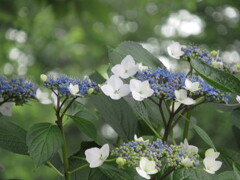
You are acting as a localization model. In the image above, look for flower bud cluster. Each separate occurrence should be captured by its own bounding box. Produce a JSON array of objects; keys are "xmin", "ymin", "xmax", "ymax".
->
[
  {"xmin": 182, "ymin": 46, "xmax": 237, "ymax": 74},
  {"xmin": 0, "ymin": 76, "xmax": 36, "ymax": 105},
  {"xmin": 111, "ymin": 139, "xmax": 199, "ymax": 170},
  {"xmin": 43, "ymin": 75, "xmax": 99, "ymax": 97},
  {"xmin": 136, "ymin": 68, "xmax": 229, "ymax": 103}
]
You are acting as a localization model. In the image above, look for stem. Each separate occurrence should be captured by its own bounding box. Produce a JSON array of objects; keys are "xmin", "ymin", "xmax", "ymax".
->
[
  {"xmin": 141, "ymin": 118, "xmax": 162, "ymax": 139},
  {"xmin": 61, "ymin": 130, "xmax": 70, "ymax": 180},
  {"xmin": 159, "ymin": 167, "xmax": 175, "ymax": 180},
  {"xmin": 47, "ymin": 161, "xmax": 64, "ymax": 177},
  {"xmin": 183, "ymin": 112, "xmax": 191, "ymax": 140},
  {"xmin": 68, "ymin": 164, "xmax": 88, "ymax": 174},
  {"xmin": 60, "ymin": 97, "xmax": 77, "ymax": 119}
]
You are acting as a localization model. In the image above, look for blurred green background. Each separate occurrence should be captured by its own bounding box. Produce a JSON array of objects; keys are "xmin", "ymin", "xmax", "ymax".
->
[{"xmin": 0, "ymin": 0, "xmax": 240, "ymax": 179}]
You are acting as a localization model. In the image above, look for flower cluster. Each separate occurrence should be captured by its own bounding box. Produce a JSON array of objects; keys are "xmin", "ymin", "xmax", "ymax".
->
[
  {"xmin": 111, "ymin": 139, "xmax": 200, "ymax": 171},
  {"xmin": 0, "ymin": 76, "xmax": 36, "ymax": 106},
  {"xmin": 43, "ymin": 75, "xmax": 99, "ymax": 97},
  {"xmin": 136, "ymin": 68, "xmax": 229, "ymax": 103},
  {"xmin": 181, "ymin": 46, "xmax": 237, "ymax": 74}
]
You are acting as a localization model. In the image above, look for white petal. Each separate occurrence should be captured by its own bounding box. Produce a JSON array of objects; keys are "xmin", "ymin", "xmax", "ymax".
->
[
  {"xmin": 209, "ymin": 161, "xmax": 222, "ymax": 172},
  {"xmin": 0, "ymin": 102, "xmax": 13, "ymax": 116},
  {"xmin": 110, "ymin": 93, "xmax": 122, "ymax": 100},
  {"xmin": 85, "ymin": 147, "xmax": 101, "ymax": 164},
  {"xmin": 188, "ymin": 145, "xmax": 199, "ymax": 154},
  {"xmin": 167, "ymin": 42, "xmax": 184, "ymax": 59},
  {"xmin": 236, "ymin": 95, "xmax": 240, "ymax": 103},
  {"xmin": 175, "ymin": 89, "xmax": 188, "ymax": 100},
  {"xmin": 108, "ymin": 75, "xmax": 124, "ymax": 90},
  {"xmin": 132, "ymin": 92, "xmax": 144, "ymax": 101},
  {"xmin": 130, "ymin": 79, "xmax": 141, "ymax": 92},
  {"xmin": 177, "ymin": 97, "xmax": 195, "ymax": 105},
  {"xmin": 136, "ymin": 167, "xmax": 150, "ymax": 179},
  {"xmin": 205, "ymin": 148, "xmax": 220, "ymax": 159},
  {"xmin": 139, "ymin": 157, "xmax": 149, "ymax": 170},
  {"xmin": 121, "ymin": 55, "xmax": 135, "ymax": 67},
  {"xmin": 111, "ymin": 64, "xmax": 125, "ymax": 78},
  {"xmin": 101, "ymin": 84, "xmax": 114, "ymax": 96},
  {"xmin": 89, "ymin": 160, "xmax": 104, "ymax": 168},
  {"xmin": 204, "ymin": 168, "xmax": 215, "ymax": 174},
  {"xmin": 100, "ymin": 144, "xmax": 110, "ymax": 161},
  {"xmin": 203, "ymin": 156, "xmax": 215, "ymax": 169},
  {"xmin": 119, "ymin": 84, "xmax": 130, "ymax": 97},
  {"xmin": 146, "ymin": 161, "xmax": 157, "ymax": 174}
]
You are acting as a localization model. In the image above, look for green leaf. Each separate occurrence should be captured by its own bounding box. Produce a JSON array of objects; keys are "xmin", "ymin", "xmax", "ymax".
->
[
  {"xmin": 70, "ymin": 115, "xmax": 98, "ymax": 142},
  {"xmin": 90, "ymin": 94, "xmax": 138, "ymax": 140},
  {"xmin": 190, "ymin": 59, "xmax": 240, "ymax": 93},
  {"xmin": 231, "ymin": 108, "xmax": 240, "ymax": 129},
  {"xmin": 0, "ymin": 117, "xmax": 28, "ymax": 155},
  {"xmin": 193, "ymin": 124, "xmax": 216, "ymax": 150},
  {"xmin": 218, "ymin": 148, "xmax": 240, "ymax": 169},
  {"xmin": 165, "ymin": 169, "xmax": 215, "ymax": 180},
  {"xmin": 26, "ymin": 123, "xmax": 63, "ymax": 167},
  {"xmin": 216, "ymin": 171, "xmax": 236, "ymax": 180},
  {"xmin": 233, "ymin": 163, "xmax": 240, "ymax": 179},
  {"xmin": 108, "ymin": 41, "xmax": 163, "ymax": 68}
]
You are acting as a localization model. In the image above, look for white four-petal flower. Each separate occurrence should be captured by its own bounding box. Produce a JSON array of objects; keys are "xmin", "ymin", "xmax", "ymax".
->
[
  {"xmin": 167, "ymin": 42, "xmax": 184, "ymax": 59},
  {"xmin": 134, "ymin": 135, "xmax": 149, "ymax": 143},
  {"xmin": 175, "ymin": 89, "xmax": 195, "ymax": 105},
  {"xmin": 0, "ymin": 99, "xmax": 13, "ymax": 117},
  {"xmin": 130, "ymin": 79, "xmax": 154, "ymax": 101},
  {"xmin": 136, "ymin": 157, "xmax": 158, "ymax": 179},
  {"xmin": 180, "ymin": 139, "xmax": 199, "ymax": 154},
  {"xmin": 205, "ymin": 148, "xmax": 220, "ymax": 159},
  {"xmin": 67, "ymin": 83, "xmax": 80, "ymax": 96},
  {"xmin": 203, "ymin": 156, "xmax": 222, "ymax": 174},
  {"xmin": 36, "ymin": 88, "xmax": 52, "ymax": 104},
  {"xmin": 185, "ymin": 79, "xmax": 201, "ymax": 92},
  {"xmin": 111, "ymin": 55, "xmax": 139, "ymax": 79},
  {"xmin": 101, "ymin": 75, "xmax": 130, "ymax": 100},
  {"xmin": 85, "ymin": 144, "xmax": 110, "ymax": 168}
]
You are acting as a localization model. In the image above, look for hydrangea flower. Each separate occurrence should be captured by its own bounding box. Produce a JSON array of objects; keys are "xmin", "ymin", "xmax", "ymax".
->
[
  {"xmin": 101, "ymin": 75, "xmax": 130, "ymax": 100},
  {"xmin": 44, "ymin": 75, "xmax": 99, "ymax": 97},
  {"xmin": 130, "ymin": 79, "xmax": 153, "ymax": 101},
  {"xmin": 205, "ymin": 148, "xmax": 220, "ymax": 159},
  {"xmin": 67, "ymin": 83, "xmax": 80, "ymax": 96},
  {"xmin": 36, "ymin": 88, "xmax": 52, "ymax": 104},
  {"xmin": 180, "ymin": 139, "xmax": 199, "ymax": 154},
  {"xmin": 136, "ymin": 157, "xmax": 158, "ymax": 179},
  {"xmin": 167, "ymin": 42, "xmax": 185, "ymax": 59},
  {"xmin": 175, "ymin": 89, "xmax": 195, "ymax": 105},
  {"xmin": 0, "ymin": 76, "xmax": 36, "ymax": 105},
  {"xmin": 203, "ymin": 156, "xmax": 222, "ymax": 174},
  {"xmin": 85, "ymin": 144, "xmax": 110, "ymax": 168},
  {"xmin": 111, "ymin": 55, "xmax": 139, "ymax": 79},
  {"xmin": 184, "ymin": 79, "xmax": 201, "ymax": 92}
]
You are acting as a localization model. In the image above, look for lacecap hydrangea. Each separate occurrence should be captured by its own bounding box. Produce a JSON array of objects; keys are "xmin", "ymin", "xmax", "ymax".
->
[
  {"xmin": 136, "ymin": 68, "xmax": 229, "ymax": 103},
  {"xmin": 0, "ymin": 76, "xmax": 36, "ymax": 105},
  {"xmin": 43, "ymin": 75, "xmax": 99, "ymax": 97}
]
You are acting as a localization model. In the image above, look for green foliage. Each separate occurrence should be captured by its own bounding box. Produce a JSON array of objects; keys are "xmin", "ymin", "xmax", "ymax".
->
[
  {"xmin": 0, "ymin": 117, "xmax": 28, "ymax": 155},
  {"xmin": 193, "ymin": 124, "xmax": 216, "ymax": 150},
  {"xmin": 26, "ymin": 123, "xmax": 63, "ymax": 167},
  {"xmin": 190, "ymin": 59, "xmax": 240, "ymax": 94},
  {"xmin": 108, "ymin": 41, "xmax": 163, "ymax": 68}
]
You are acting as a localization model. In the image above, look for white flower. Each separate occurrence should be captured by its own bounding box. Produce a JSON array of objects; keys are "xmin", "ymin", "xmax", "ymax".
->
[
  {"xmin": 180, "ymin": 139, "xmax": 199, "ymax": 154},
  {"xmin": 203, "ymin": 156, "xmax": 222, "ymax": 174},
  {"xmin": 205, "ymin": 148, "xmax": 220, "ymax": 159},
  {"xmin": 101, "ymin": 75, "xmax": 130, "ymax": 100},
  {"xmin": 167, "ymin": 42, "xmax": 184, "ymax": 59},
  {"xmin": 111, "ymin": 55, "xmax": 139, "ymax": 79},
  {"xmin": 51, "ymin": 91, "xmax": 64, "ymax": 108},
  {"xmin": 85, "ymin": 144, "xmax": 109, "ymax": 168},
  {"xmin": 36, "ymin": 88, "xmax": 52, "ymax": 104},
  {"xmin": 130, "ymin": 79, "xmax": 154, "ymax": 101},
  {"xmin": 67, "ymin": 83, "xmax": 80, "ymax": 96},
  {"xmin": 0, "ymin": 102, "xmax": 13, "ymax": 116},
  {"xmin": 175, "ymin": 89, "xmax": 195, "ymax": 105},
  {"xmin": 185, "ymin": 79, "xmax": 201, "ymax": 92},
  {"xmin": 236, "ymin": 95, "xmax": 240, "ymax": 103},
  {"xmin": 136, "ymin": 157, "xmax": 158, "ymax": 179},
  {"xmin": 181, "ymin": 157, "xmax": 193, "ymax": 168},
  {"xmin": 138, "ymin": 63, "xmax": 148, "ymax": 71},
  {"xmin": 134, "ymin": 135, "xmax": 149, "ymax": 143}
]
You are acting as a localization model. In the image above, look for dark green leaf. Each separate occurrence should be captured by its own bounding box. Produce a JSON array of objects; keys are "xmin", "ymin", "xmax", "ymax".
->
[
  {"xmin": 108, "ymin": 41, "xmax": 163, "ymax": 68},
  {"xmin": 231, "ymin": 108, "xmax": 240, "ymax": 129},
  {"xmin": 218, "ymin": 148, "xmax": 240, "ymax": 169},
  {"xmin": 190, "ymin": 59, "xmax": 240, "ymax": 94},
  {"xmin": 26, "ymin": 123, "xmax": 63, "ymax": 167},
  {"xmin": 70, "ymin": 115, "xmax": 98, "ymax": 142},
  {"xmin": 90, "ymin": 94, "xmax": 138, "ymax": 140},
  {"xmin": 0, "ymin": 117, "xmax": 28, "ymax": 155},
  {"xmin": 216, "ymin": 171, "xmax": 237, "ymax": 180},
  {"xmin": 193, "ymin": 124, "xmax": 216, "ymax": 150},
  {"xmin": 233, "ymin": 163, "xmax": 240, "ymax": 179}
]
